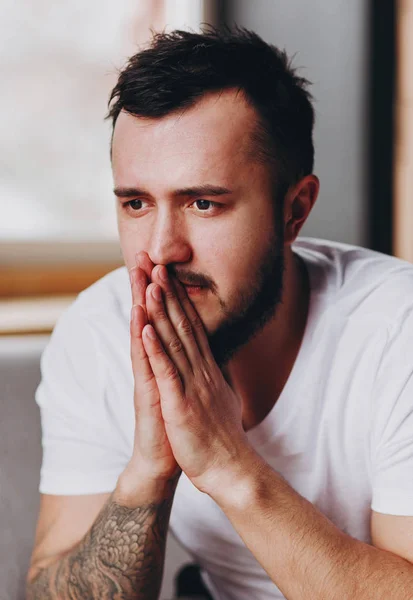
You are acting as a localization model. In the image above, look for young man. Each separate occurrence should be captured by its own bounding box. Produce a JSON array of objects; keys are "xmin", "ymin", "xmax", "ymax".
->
[{"xmin": 27, "ymin": 26, "xmax": 413, "ymax": 600}]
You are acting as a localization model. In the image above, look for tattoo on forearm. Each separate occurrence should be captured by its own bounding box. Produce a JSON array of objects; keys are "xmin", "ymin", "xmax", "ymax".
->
[{"xmin": 27, "ymin": 480, "xmax": 177, "ymax": 600}]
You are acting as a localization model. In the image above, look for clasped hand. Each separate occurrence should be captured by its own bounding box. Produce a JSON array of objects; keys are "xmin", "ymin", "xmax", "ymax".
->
[{"xmin": 128, "ymin": 251, "xmax": 252, "ymax": 495}]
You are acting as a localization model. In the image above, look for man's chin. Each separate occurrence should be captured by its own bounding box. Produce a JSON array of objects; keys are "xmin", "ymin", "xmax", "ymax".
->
[
  {"xmin": 195, "ymin": 314, "xmax": 237, "ymax": 366},
  {"xmin": 204, "ymin": 279, "xmax": 284, "ymax": 368},
  {"xmin": 207, "ymin": 316, "xmax": 265, "ymax": 369}
]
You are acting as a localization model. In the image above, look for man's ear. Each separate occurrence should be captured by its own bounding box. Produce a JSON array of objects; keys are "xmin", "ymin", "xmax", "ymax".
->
[{"xmin": 284, "ymin": 175, "xmax": 319, "ymax": 244}]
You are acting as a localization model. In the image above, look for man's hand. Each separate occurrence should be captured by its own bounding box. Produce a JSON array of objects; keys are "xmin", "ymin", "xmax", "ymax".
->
[
  {"xmin": 125, "ymin": 252, "xmax": 181, "ymax": 490},
  {"xmin": 139, "ymin": 254, "xmax": 254, "ymax": 495}
]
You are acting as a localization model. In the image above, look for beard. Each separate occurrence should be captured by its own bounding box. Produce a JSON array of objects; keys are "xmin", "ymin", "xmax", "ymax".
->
[
  {"xmin": 207, "ymin": 226, "xmax": 285, "ymax": 369},
  {"xmin": 170, "ymin": 190, "xmax": 286, "ymax": 370}
]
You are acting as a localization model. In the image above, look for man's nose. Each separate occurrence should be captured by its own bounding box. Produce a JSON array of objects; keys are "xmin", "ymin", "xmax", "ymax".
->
[{"xmin": 147, "ymin": 213, "xmax": 192, "ymax": 266}]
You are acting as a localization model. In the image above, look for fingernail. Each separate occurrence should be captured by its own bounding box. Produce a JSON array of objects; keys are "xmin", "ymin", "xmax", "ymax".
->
[
  {"xmin": 160, "ymin": 266, "xmax": 168, "ymax": 282},
  {"xmin": 152, "ymin": 285, "xmax": 162, "ymax": 301},
  {"xmin": 146, "ymin": 325, "xmax": 157, "ymax": 339}
]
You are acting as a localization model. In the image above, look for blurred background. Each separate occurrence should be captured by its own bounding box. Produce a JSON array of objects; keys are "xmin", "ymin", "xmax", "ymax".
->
[
  {"xmin": 1, "ymin": 2, "xmax": 412, "ymax": 598},
  {"xmin": 0, "ymin": 0, "xmax": 412, "ymax": 334}
]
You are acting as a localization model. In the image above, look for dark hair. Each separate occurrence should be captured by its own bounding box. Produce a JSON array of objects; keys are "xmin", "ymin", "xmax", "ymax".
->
[{"xmin": 107, "ymin": 24, "xmax": 315, "ymax": 205}]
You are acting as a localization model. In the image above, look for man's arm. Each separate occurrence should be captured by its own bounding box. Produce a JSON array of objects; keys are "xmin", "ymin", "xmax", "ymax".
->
[
  {"xmin": 209, "ymin": 447, "xmax": 413, "ymax": 600},
  {"xmin": 27, "ymin": 475, "xmax": 178, "ymax": 600}
]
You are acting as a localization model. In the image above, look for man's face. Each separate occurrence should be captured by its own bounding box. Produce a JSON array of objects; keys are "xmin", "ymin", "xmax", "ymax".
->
[{"xmin": 112, "ymin": 89, "xmax": 285, "ymax": 367}]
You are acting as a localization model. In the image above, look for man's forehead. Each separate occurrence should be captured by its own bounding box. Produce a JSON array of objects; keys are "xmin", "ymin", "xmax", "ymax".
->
[{"xmin": 111, "ymin": 90, "xmax": 257, "ymax": 164}]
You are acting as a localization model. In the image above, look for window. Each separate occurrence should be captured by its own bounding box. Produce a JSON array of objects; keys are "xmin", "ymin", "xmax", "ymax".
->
[
  {"xmin": 1, "ymin": 0, "xmax": 216, "ymax": 300},
  {"xmin": 0, "ymin": 0, "xmax": 217, "ymax": 332}
]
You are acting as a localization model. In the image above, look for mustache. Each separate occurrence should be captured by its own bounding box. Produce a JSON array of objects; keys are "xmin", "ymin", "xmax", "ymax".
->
[{"xmin": 168, "ymin": 267, "xmax": 214, "ymax": 290}]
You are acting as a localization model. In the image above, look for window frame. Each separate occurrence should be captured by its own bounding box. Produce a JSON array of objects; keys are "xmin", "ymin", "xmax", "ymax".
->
[{"xmin": 393, "ymin": 0, "xmax": 413, "ymax": 262}]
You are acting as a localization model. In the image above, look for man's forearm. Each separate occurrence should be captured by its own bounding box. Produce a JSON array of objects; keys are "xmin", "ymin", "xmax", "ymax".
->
[
  {"xmin": 27, "ymin": 476, "xmax": 178, "ymax": 600},
  {"xmin": 210, "ymin": 447, "xmax": 413, "ymax": 600}
]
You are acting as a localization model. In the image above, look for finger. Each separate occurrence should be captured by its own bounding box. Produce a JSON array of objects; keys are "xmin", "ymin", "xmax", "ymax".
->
[
  {"xmin": 151, "ymin": 265, "xmax": 205, "ymax": 365},
  {"xmin": 136, "ymin": 251, "xmax": 155, "ymax": 280},
  {"xmin": 170, "ymin": 275, "xmax": 212, "ymax": 361},
  {"xmin": 130, "ymin": 263, "xmax": 149, "ymax": 316},
  {"xmin": 130, "ymin": 304, "xmax": 170, "ymax": 467},
  {"xmin": 130, "ymin": 303, "xmax": 159, "ymax": 403},
  {"xmin": 142, "ymin": 323, "xmax": 185, "ymax": 410},
  {"xmin": 146, "ymin": 282, "xmax": 194, "ymax": 380}
]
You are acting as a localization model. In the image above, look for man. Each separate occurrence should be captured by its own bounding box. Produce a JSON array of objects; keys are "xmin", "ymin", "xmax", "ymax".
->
[{"xmin": 27, "ymin": 26, "xmax": 413, "ymax": 600}]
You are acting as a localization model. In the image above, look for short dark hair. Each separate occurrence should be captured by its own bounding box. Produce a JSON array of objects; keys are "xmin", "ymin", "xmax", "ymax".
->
[{"xmin": 107, "ymin": 24, "xmax": 315, "ymax": 203}]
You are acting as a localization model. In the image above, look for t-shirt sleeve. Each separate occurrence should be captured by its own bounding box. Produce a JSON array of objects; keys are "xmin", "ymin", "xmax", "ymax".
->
[
  {"xmin": 371, "ymin": 308, "xmax": 413, "ymax": 516},
  {"xmin": 35, "ymin": 303, "xmax": 129, "ymax": 495}
]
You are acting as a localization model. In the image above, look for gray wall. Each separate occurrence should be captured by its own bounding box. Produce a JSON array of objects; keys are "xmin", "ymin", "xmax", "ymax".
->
[{"xmin": 226, "ymin": 0, "xmax": 369, "ymax": 246}]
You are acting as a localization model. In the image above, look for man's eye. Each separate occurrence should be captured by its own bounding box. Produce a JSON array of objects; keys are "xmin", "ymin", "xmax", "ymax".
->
[
  {"xmin": 193, "ymin": 200, "xmax": 220, "ymax": 212},
  {"xmin": 124, "ymin": 199, "xmax": 143, "ymax": 211}
]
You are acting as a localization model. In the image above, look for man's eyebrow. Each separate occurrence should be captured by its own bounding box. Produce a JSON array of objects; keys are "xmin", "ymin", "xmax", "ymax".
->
[{"xmin": 113, "ymin": 184, "xmax": 233, "ymax": 199}]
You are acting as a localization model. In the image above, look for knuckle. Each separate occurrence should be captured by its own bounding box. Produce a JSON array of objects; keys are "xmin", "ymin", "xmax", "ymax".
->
[
  {"xmin": 191, "ymin": 313, "xmax": 204, "ymax": 332},
  {"xmin": 168, "ymin": 336, "xmax": 184, "ymax": 353},
  {"xmin": 155, "ymin": 307, "xmax": 168, "ymax": 322},
  {"xmin": 164, "ymin": 364, "xmax": 180, "ymax": 381},
  {"xmin": 164, "ymin": 289, "xmax": 176, "ymax": 303},
  {"xmin": 153, "ymin": 343, "xmax": 165, "ymax": 357},
  {"xmin": 197, "ymin": 364, "xmax": 214, "ymax": 386},
  {"xmin": 139, "ymin": 374, "xmax": 157, "ymax": 394},
  {"xmin": 177, "ymin": 316, "xmax": 192, "ymax": 336},
  {"xmin": 136, "ymin": 270, "xmax": 146, "ymax": 289}
]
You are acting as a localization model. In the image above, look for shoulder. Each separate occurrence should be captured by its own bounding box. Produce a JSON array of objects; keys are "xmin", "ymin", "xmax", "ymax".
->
[
  {"xmin": 73, "ymin": 265, "xmax": 130, "ymax": 321},
  {"xmin": 294, "ymin": 237, "xmax": 413, "ymax": 328},
  {"xmin": 56, "ymin": 265, "xmax": 130, "ymax": 331},
  {"xmin": 45, "ymin": 265, "xmax": 131, "ymax": 362}
]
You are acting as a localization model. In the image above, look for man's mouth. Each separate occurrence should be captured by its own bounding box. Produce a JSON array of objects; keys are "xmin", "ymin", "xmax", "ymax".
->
[{"xmin": 178, "ymin": 280, "xmax": 207, "ymax": 295}]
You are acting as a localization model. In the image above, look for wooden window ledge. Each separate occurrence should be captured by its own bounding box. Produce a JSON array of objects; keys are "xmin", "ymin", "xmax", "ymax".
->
[{"xmin": 0, "ymin": 296, "xmax": 76, "ymax": 336}]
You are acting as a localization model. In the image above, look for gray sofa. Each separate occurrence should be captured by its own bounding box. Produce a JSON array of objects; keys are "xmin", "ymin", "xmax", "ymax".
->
[{"xmin": 0, "ymin": 334, "xmax": 191, "ymax": 600}]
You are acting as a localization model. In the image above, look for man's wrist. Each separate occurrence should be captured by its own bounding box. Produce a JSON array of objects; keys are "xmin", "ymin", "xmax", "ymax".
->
[
  {"xmin": 202, "ymin": 444, "xmax": 267, "ymax": 511},
  {"xmin": 115, "ymin": 464, "xmax": 181, "ymax": 508}
]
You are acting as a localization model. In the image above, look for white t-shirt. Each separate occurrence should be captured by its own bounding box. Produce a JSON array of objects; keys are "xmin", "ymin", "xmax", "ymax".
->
[{"xmin": 36, "ymin": 237, "xmax": 413, "ymax": 600}]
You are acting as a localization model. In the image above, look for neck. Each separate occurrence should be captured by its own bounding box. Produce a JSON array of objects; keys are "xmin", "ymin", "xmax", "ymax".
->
[{"xmin": 223, "ymin": 247, "xmax": 310, "ymax": 431}]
